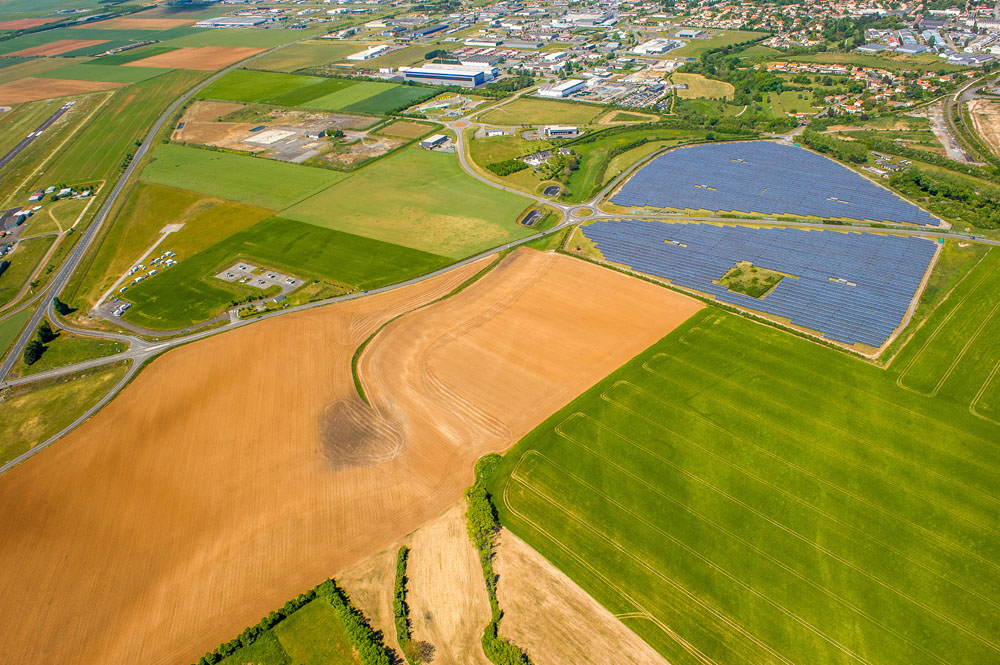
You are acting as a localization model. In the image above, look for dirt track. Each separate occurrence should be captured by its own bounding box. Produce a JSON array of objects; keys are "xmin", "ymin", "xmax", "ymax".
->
[{"xmin": 0, "ymin": 250, "xmax": 700, "ymax": 665}]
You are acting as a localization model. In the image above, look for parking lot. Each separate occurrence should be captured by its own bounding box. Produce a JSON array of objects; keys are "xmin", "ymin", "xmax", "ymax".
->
[{"xmin": 215, "ymin": 262, "xmax": 302, "ymax": 295}]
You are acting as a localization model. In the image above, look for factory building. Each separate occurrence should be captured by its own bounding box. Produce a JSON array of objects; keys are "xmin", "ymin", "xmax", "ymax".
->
[{"xmin": 398, "ymin": 64, "xmax": 498, "ymax": 87}]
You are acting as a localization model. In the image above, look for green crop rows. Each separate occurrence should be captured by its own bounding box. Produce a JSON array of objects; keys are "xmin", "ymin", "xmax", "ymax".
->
[{"xmin": 489, "ymin": 267, "xmax": 1000, "ymax": 665}]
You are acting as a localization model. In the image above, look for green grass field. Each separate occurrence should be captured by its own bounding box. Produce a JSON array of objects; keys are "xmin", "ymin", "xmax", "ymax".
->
[
  {"xmin": 489, "ymin": 289, "xmax": 1000, "ymax": 665},
  {"xmin": 27, "ymin": 69, "xmax": 206, "ymax": 188},
  {"xmin": 283, "ymin": 146, "xmax": 532, "ymax": 259},
  {"xmin": 37, "ymin": 62, "xmax": 168, "ymax": 83},
  {"xmin": 0, "ymin": 235, "xmax": 55, "ymax": 308},
  {"xmin": 161, "ymin": 27, "xmax": 322, "ymax": 49},
  {"xmin": 787, "ymin": 51, "xmax": 967, "ymax": 72},
  {"xmin": 140, "ymin": 144, "xmax": 346, "ymax": 210},
  {"xmin": 0, "ymin": 56, "xmax": 67, "ymax": 84},
  {"xmin": 478, "ymin": 97, "xmax": 606, "ymax": 126},
  {"xmin": 90, "ymin": 45, "xmax": 179, "ymax": 65},
  {"xmin": 12, "ymin": 325, "xmax": 124, "ymax": 377},
  {"xmin": 670, "ymin": 29, "xmax": 765, "ymax": 58},
  {"xmin": 121, "ymin": 216, "xmax": 451, "ymax": 330},
  {"xmin": 0, "ymin": 306, "xmax": 32, "ymax": 361},
  {"xmin": 0, "ymin": 361, "xmax": 128, "ymax": 466},
  {"xmin": 198, "ymin": 69, "xmax": 325, "ymax": 104},
  {"xmin": 251, "ymin": 42, "xmax": 362, "ymax": 73}
]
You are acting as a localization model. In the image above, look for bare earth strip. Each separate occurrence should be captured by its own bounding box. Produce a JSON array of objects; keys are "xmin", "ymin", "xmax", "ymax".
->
[
  {"xmin": 0, "ymin": 77, "xmax": 126, "ymax": 104},
  {"xmin": 968, "ymin": 99, "xmax": 1000, "ymax": 158},
  {"xmin": 495, "ymin": 529, "xmax": 670, "ymax": 665},
  {"xmin": 0, "ymin": 250, "xmax": 700, "ymax": 665},
  {"xmin": 125, "ymin": 46, "xmax": 264, "ymax": 71},
  {"xmin": 75, "ymin": 17, "xmax": 195, "ymax": 30},
  {"xmin": 0, "ymin": 18, "xmax": 61, "ymax": 30},
  {"xmin": 7, "ymin": 39, "xmax": 108, "ymax": 57}
]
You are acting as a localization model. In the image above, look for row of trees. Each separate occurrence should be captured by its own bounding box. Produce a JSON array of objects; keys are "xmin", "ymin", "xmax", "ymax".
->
[
  {"xmin": 23, "ymin": 321, "xmax": 56, "ymax": 366},
  {"xmin": 465, "ymin": 454, "xmax": 532, "ymax": 665},
  {"xmin": 393, "ymin": 545, "xmax": 432, "ymax": 663},
  {"xmin": 799, "ymin": 129, "xmax": 870, "ymax": 164}
]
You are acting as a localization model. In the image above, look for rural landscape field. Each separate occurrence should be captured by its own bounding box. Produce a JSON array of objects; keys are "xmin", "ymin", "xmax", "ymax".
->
[{"xmin": 1, "ymin": 1, "xmax": 999, "ymax": 665}]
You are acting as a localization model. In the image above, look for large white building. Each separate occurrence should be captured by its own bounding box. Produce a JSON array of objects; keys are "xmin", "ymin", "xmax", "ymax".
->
[
  {"xmin": 346, "ymin": 44, "xmax": 391, "ymax": 61},
  {"xmin": 195, "ymin": 16, "xmax": 267, "ymax": 28},
  {"xmin": 538, "ymin": 79, "xmax": 585, "ymax": 98},
  {"xmin": 399, "ymin": 63, "xmax": 498, "ymax": 87}
]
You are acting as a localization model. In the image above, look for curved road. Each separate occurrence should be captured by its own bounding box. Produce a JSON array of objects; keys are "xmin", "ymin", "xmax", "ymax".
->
[{"xmin": 2, "ymin": 65, "xmax": 998, "ymax": 475}]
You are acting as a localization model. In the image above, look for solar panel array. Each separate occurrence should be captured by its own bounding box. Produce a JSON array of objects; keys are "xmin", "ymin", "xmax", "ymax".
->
[
  {"xmin": 582, "ymin": 220, "xmax": 937, "ymax": 347},
  {"xmin": 612, "ymin": 141, "xmax": 940, "ymax": 227}
]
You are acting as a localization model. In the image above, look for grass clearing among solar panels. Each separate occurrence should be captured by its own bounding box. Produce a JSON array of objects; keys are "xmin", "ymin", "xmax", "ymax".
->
[{"xmin": 488, "ymin": 303, "xmax": 1000, "ymax": 665}]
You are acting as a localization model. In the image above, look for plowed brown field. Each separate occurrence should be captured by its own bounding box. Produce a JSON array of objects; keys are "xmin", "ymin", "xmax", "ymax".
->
[
  {"xmin": 0, "ymin": 77, "xmax": 126, "ymax": 104},
  {"xmin": 125, "ymin": 46, "xmax": 264, "ymax": 70},
  {"xmin": 7, "ymin": 39, "xmax": 107, "ymax": 57},
  {"xmin": 75, "ymin": 17, "xmax": 194, "ymax": 30},
  {"xmin": 0, "ymin": 250, "xmax": 700, "ymax": 665},
  {"xmin": 0, "ymin": 18, "xmax": 60, "ymax": 30}
]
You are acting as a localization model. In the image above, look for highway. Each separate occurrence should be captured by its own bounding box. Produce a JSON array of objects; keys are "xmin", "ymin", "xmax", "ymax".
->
[
  {"xmin": 1, "ymin": 59, "xmax": 998, "ymax": 475},
  {"xmin": 0, "ymin": 100, "xmax": 76, "ymax": 171}
]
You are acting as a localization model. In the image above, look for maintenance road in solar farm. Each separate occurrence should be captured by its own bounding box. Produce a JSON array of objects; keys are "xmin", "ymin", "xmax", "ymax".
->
[
  {"xmin": 581, "ymin": 220, "xmax": 938, "ymax": 349},
  {"xmin": 612, "ymin": 141, "xmax": 942, "ymax": 227}
]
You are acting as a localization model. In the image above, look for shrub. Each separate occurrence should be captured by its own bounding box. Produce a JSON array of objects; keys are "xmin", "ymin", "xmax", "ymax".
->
[{"xmin": 486, "ymin": 159, "xmax": 528, "ymax": 176}]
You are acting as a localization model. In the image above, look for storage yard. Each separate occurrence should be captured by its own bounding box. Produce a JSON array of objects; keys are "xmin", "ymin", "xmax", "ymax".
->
[
  {"xmin": 0, "ymin": 250, "xmax": 701, "ymax": 665},
  {"xmin": 582, "ymin": 220, "xmax": 938, "ymax": 348},
  {"xmin": 613, "ymin": 141, "xmax": 942, "ymax": 226}
]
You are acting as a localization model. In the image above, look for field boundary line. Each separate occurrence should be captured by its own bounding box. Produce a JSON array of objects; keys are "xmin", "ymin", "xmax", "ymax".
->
[
  {"xmin": 970, "ymin": 360, "xmax": 1000, "ymax": 426},
  {"xmin": 506, "ymin": 459, "xmax": 760, "ymax": 665},
  {"xmin": 563, "ymin": 407, "xmax": 1000, "ymax": 614},
  {"xmin": 896, "ymin": 253, "xmax": 1000, "ymax": 395},
  {"xmin": 614, "ymin": 376, "xmax": 1000, "ymax": 578},
  {"xmin": 681, "ymin": 320, "xmax": 1000, "ymax": 461},
  {"xmin": 501, "ymin": 464, "xmax": 720, "ymax": 665},
  {"xmin": 528, "ymin": 439, "xmax": 954, "ymax": 665},
  {"xmin": 644, "ymin": 353, "xmax": 1000, "ymax": 520},
  {"xmin": 579, "ymin": 399, "xmax": 1000, "ymax": 653},
  {"xmin": 511, "ymin": 454, "xmax": 855, "ymax": 665}
]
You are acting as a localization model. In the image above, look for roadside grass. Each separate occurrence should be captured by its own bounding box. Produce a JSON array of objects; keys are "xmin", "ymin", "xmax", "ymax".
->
[
  {"xmin": 0, "ymin": 306, "xmax": 32, "ymax": 362},
  {"xmin": 272, "ymin": 598, "xmax": 359, "ymax": 665},
  {"xmin": 24, "ymin": 69, "xmax": 207, "ymax": 187},
  {"xmin": 0, "ymin": 234, "xmax": 55, "ymax": 308},
  {"xmin": 251, "ymin": 41, "xmax": 361, "ymax": 72},
  {"xmin": 10, "ymin": 324, "xmax": 124, "ymax": 378},
  {"xmin": 37, "ymin": 63, "xmax": 168, "ymax": 84},
  {"xmin": 478, "ymin": 97, "xmax": 606, "ymax": 126},
  {"xmin": 121, "ymin": 216, "xmax": 451, "ymax": 330},
  {"xmin": 489, "ymin": 304, "xmax": 1000, "ymax": 665},
  {"xmin": 72, "ymin": 183, "xmax": 274, "ymax": 308},
  {"xmin": 282, "ymin": 146, "xmax": 533, "ymax": 259},
  {"xmin": 140, "ymin": 144, "xmax": 347, "ymax": 210},
  {"xmin": 21, "ymin": 197, "xmax": 88, "ymax": 236},
  {"xmin": 669, "ymin": 29, "xmax": 764, "ymax": 58},
  {"xmin": 673, "ymin": 72, "xmax": 734, "ymax": 100},
  {"xmin": 0, "ymin": 361, "xmax": 129, "ymax": 467}
]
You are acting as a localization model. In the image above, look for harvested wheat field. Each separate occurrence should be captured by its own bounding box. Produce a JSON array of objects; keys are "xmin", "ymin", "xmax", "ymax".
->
[
  {"xmin": 968, "ymin": 98, "xmax": 1000, "ymax": 157},
  {"xmin": 0, "ymin": 76, "xmax": 125, "ymax": 104},
  {"xmin": 78, "ymin": 17, "xmax": 194, "ymax": 30},
  {"xmin": 126, "ymin": 46, "xmax": 264, "ymax": 70},
  {"xmin": 495, "ymin": 530, "xmax": 669, "ymax": 665},
  {"xmin": 7, "ymin": 39, "xmax": 107, "ymax": 57},
  {"xmin": 0, "ymin": 249, "xmax": 700, "ymax": 665},
  {"xmin": 0, "ymin": 18, "xmax": 61, "ymax": 30}
]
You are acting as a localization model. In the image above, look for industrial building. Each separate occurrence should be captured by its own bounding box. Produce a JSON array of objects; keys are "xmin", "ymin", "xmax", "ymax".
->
[
  {"xmin": 420, "ymin": 134, "xmax": 448, "ymax": 149},
  {"xmin": 346, "ymin": 44, "xmax": 391, "ymax": 61},
  {"xmin": 538, "ymin": 79, "xmax": 585, "ymax": 98},
  {"xmin": 195, "ymin": 16, "xmax": 267, "ymax": 28},
  {"xmin": 399, "ymin": 63, "xmax": 498, "ymax": 87},
  {"xmin": 632, "ymin": 38, "xmax": 682, "ymax": 55},
  {"xmin": 544, "ymin": 125, "xmax": 580, "ymax": 138}
]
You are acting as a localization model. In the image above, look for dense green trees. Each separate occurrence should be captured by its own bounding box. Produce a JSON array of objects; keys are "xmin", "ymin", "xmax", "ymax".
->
[{"xmin": 22, "ymin": 339, "xmax": 43, "ymax": 366}]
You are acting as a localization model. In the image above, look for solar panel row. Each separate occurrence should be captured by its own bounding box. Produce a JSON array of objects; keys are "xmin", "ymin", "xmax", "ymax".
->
[
  {"xmin": 612, "ymin": 141, "xmax": 940, "ymax": 227},
  {"xmin": 581, "ymin": 220, "xmax": 937, "ymax": 347}
]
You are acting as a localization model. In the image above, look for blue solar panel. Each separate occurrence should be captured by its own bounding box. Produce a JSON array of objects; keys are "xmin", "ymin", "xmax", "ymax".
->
[
  {"xmin": 582, "ymin": 220, "xmax": 937, "ymax": 347},
  {"xmin": 612, "ymin": 141, "xmax": 940, "ymax": 227}
]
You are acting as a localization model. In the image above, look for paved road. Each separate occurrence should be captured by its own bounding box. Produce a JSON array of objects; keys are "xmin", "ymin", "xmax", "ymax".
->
[{"xmin": 0, "ymin": 100, "xmax": 75, "ymax": 171}]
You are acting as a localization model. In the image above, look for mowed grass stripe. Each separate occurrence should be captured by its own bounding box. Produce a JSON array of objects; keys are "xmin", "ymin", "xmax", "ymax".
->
[
  {"xmin": 490, "ymin": 308, "xmax": 1000, "ymax": 665},
  {"xmin": 514, "ymin": 448, "xmax": 967, "ymax": 665},
  {"xmin": 642, "ymin": 349, "xmax": 1000, "ymax": 525},
  {"xmin": 551, "ymin": 411, "xmax": 1000, "ymax": 655}
]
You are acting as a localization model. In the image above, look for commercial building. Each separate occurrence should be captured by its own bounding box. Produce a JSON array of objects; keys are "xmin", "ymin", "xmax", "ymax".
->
[
  {"xmin": 346, "ymin": 44, "xmax": 391, "ymax": 61},
  {"xmin": 195, "ymin": 16, "xmax": 267, "ymax": 28},
  {"xmin": 460, "ymin": 53, "xmax": 503, "ymax": 67},
  {"xmin": 399, "ymin": 63, "xmax": 497, "ymax": 87},
  {"xmin": 677, "ymin": 28, "xmax": 704, "ymax": 39},
  {"xmin": 538, "ymin": 79, "xmax": 585, "ymax": 98},
  {"xmin": 544, "ymin": 125, "xmax": 579, "ymax": 138},
  {"xmin": 632, "ymin": 38, "xmax": 682, "ymax": 55}
]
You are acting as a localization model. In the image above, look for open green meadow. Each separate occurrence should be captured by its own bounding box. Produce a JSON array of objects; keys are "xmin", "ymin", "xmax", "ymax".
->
[
  {"xmin": 11, "ymin": 325, "xmax": 123, "ymax": 377},
  {"xmin": 161, "ymin": 27, "xmax": 322, "ymax": 49},
  {"xmin": 787, "ymin": 51, "xmax": 967, "ymax": 72},
  {"xmin": 27, "ymin": 69, "xmax": 206, "ymax": 187},
  {"xmin": 0, "ymin": 57, "xmax": 67, "ymax": 84},
  {"xmin": 283, "ymin": 146, "xmax": 532, "ymax": 259},
  {"xmin": 198, "ymin": 69, "xmax": 433, "ymax": 115},
  {"xmin": 251, "ymin": 42, "xmax": 362, "ymax": 73},
  {"xmin": 0, "ymin": 235, "xmax": 55, "ymax": 308},
  {"xmin": 489, "ymin": 285, "xmax": 1000, "ymax": 665},
  {"xmin": 478, "ymin": 97, "xmax": 606, "ymax": 126},
  {"xmin": 140, "ymin": 144, "xmax": 346, "ymax": 210},
  {"xmin": 121, "ymin": 216, "xmax": 450, "ymax": 330},
  {"xmin": 669, "ymin": 29, "xmax": 765, "ymax": 58},
  {"xmin": 37, "ymin": 62, "xmax": 167, "ymax": 83}
]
